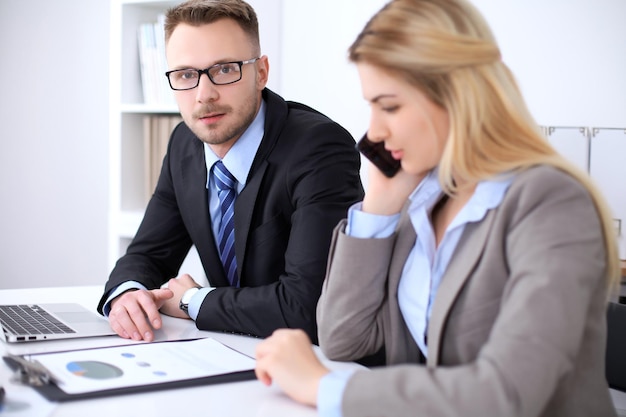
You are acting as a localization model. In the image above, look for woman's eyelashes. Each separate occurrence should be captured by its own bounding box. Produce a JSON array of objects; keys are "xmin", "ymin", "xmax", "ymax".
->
[{"xmin": 381, "ymin": 105, "xmax": 399, "ymax": 113}]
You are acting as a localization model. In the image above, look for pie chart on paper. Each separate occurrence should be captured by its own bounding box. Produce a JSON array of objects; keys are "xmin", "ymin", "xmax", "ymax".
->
[{"xmin": 66, "ymin": 361, "xmax": 124, "ymax": 380}]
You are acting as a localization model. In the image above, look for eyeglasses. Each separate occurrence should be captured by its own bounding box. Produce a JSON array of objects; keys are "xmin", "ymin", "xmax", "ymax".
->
[{"xmin": 165, "ymin": 58, "xmax": 260, "ymax": 91}]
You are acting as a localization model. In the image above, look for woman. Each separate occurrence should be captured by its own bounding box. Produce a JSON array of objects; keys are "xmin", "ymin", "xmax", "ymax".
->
[{"xmin": 254, "ymin": 0, "xmax": 620, "ymax": 416}]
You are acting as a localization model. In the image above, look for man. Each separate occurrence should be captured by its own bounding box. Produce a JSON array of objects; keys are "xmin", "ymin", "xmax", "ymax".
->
[{"xmin": 97, "ymin": 0, "xmax": 363, "ymax": 343}]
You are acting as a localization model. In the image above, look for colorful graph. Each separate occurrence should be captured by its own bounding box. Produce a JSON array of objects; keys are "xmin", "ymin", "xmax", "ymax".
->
[{"xmin": 66, "ymin": 361, "xmax": 123, "ymax": 380}]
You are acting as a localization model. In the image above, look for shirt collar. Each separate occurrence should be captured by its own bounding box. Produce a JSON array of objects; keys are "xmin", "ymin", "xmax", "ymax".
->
[
  {"xmin": 408, "ymin": 169, "xmax": 442, "ymax": 211},
  {"xmin": 453, "ymin": 174, "xmax": 513, "ymax": 227},
  {"xmin": 408, "ymin": 168, "xmax": 514, "ymax": 226}
]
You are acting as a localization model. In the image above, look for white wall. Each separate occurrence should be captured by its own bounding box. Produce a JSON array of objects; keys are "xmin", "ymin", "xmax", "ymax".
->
[
  {"xmin": 0, "ymin": 0, "xmax": 110, "ymax": 289},
  {"xmin": 279, "ymin": 0, "xmax": 626, "ymax": 139},
  {"xmin": 471, "ymin": 0, "xmax": 626, "ymax": 127},
  {"xmin": 279, "ymin": 0, "xmax": 386, "ymax": 138},
  {"xmin": 248, "ymin": 0, "xmax": 283, "ymax": 93}
]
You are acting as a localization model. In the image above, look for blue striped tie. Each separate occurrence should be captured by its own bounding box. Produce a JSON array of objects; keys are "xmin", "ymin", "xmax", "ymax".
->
[{"xmin": 213, "ymin": 161, "xmax": 239, "ymax": 287}]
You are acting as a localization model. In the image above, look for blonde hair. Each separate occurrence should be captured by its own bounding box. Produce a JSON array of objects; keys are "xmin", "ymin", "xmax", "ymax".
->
[{"xmin": 349, "ymin": 0, "xmax": 620, "ymax": 290}]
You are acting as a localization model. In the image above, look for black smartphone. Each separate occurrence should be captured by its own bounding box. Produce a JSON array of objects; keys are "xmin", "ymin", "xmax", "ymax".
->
[{"xmin": 355, "ymin": 133, "xmax": 401, "ymax": 178}]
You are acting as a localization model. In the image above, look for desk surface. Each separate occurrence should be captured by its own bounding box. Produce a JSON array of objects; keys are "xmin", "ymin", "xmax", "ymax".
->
[
  {"xmin": 0, "ymin": 286, "xmax": 363, "ymax": 417},
  {"xmin": 2, "ymin": 287, "xmax": 625, "ymax": 417}
]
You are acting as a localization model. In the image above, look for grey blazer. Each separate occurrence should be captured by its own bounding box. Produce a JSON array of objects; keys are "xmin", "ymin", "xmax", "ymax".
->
[{"xmin": 317, "ymin": 165, "xmax": 616, "ymax": 417}]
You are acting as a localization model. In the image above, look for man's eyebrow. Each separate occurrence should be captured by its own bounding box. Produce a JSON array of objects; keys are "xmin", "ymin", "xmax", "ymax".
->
[{"xmin": 171, "ymin": 59, "xmax": 237, "ymax": 71}]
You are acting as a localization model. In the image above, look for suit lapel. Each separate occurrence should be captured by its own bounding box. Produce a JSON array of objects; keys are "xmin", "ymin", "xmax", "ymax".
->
[
  {"xmin": 228, "ymin": 89, "xmax": 285, "ymax": 285},
  {"xmin": 179, "ymin": 141, "xmax": 228, "ymax": 286},
  {"xmin": 234, "ymin": 160, "xmax": 268, "ymax": 284},
  {"xmin": 426, "ymin": 209, "xmax": 497, "ymax": 366}
]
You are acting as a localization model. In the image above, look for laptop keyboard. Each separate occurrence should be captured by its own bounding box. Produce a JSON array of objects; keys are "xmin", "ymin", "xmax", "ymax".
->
[{"xmin": 0, "ymin": 305, "xmax": 76, "ymax": 336}]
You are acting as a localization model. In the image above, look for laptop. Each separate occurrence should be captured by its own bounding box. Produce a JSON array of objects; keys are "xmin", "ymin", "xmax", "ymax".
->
[{"xmin": 0, "ymin": 303, "xmax": 116, "ymax": 343}]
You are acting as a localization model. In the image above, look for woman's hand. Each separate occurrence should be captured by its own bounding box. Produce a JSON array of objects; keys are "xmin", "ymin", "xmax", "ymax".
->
[
  {"xmin": 255, "ymin": 329, "xmax": 331, "ymax": 407},
  {"xmin": 362, "ymin": 161, "xmax": 425, "ymax": 215}
]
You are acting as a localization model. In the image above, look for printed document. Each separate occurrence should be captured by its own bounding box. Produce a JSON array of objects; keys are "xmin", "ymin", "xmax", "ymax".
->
[{"xmin": 28, "ymin": 338, "xmax": 255, "ymax": 394}]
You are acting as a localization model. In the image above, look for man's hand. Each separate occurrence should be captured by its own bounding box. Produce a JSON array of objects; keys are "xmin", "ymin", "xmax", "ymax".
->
[
  {"xmin": 159, "ymin": 274, "xmax": 202, "ymax": 319},
  {"xmin": 108, "ymin": 288, "xmax": 173, "ymax": 342},
  {"xmin": 255, "ymin": 329, "xmax": 330, "ymax": 407}
]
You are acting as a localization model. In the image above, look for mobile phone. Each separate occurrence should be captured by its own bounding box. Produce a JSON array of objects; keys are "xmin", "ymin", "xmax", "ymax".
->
[{"xmin": 355, "ymin": 133, "xmax": 401, "ymax": 178}]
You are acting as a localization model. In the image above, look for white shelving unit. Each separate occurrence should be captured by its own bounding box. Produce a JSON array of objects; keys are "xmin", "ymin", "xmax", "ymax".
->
[
  {"xmin": 589, "ymin": 128, "xmax": 626, "ymax": 260},
  {"xmin": 108, "ymin": 0, "xmax": 191, "ymax": 274},
  {"xmin": 545, "ymin": 126, "xmax": 626, "ymax": 260}
]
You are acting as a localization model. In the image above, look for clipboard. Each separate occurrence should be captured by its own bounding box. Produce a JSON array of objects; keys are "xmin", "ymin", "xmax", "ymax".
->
[{"xmin": 2, "ymin": 338, "xmax": 256, "ymax": 402}]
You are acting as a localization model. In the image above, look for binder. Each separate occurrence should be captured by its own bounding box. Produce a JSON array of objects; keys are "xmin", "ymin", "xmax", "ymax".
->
[{"xmin": 3, "ymin": 338, "xmax": 256, "ymax": 402}]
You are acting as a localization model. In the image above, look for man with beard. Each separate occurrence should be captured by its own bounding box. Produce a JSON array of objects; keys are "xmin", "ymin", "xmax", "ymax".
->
[{"xmin": 97, "ymin": 0, "xmax": 363, "ymax": 343}]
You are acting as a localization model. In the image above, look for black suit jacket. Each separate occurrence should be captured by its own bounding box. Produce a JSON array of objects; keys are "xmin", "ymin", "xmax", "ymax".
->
[{"xmin": 98, "ymin": 89, "xmax": 364, "ymax": 342}]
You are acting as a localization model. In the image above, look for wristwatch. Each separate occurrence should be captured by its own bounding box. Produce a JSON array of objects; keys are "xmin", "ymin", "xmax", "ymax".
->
[{"xmin": 179, "ymin": 287, "xmax": 200, "ymax": 316}]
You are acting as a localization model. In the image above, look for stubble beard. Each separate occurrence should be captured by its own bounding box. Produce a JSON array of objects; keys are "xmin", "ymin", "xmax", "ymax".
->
[{"xmin": 187, "ymin": 94, "xmax": 260, "ymax": 146}]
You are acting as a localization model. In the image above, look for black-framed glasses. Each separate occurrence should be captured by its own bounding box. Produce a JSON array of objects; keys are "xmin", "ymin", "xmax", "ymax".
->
[{"xmin": 165, "ymin": 58, "xmax": 260, "ymax": 90}]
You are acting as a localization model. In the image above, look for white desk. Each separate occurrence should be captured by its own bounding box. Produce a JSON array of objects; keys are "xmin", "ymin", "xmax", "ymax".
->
[
  {"xmin": 3, "ymin": 286, "xmax": 625, "ymax": 417},
  {"xmin": 0, "ymin": 286, "xmax": 363, "ymax": 417}
]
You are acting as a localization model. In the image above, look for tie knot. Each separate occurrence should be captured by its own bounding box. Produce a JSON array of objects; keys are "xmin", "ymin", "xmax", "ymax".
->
[{"xmin": 213, "ymin": 161, "xmax": 237, "ymax": 191}]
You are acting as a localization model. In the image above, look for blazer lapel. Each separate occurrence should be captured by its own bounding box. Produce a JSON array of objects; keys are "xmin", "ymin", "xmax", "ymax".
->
[
  {"xmin": 234, "ymin": 160, "xmax": 268, "ymax": 284},
  {"xmin": 388, "ymin": 206, "xmax": 417, "ymax": 298},
  {"xmin": 229, "ymin": 89, "xmax": 285, "ymax": 285},
  {"xmin": 388, "ymin": 205, "xmax": 423, "ymax": 362},
  {"xmin": 179, "ymin": 143, "xmax": 228, "ymax": 286},
  {"xmin": 426, "ymin": 209, "xmax": 497, "ymax": 367}
]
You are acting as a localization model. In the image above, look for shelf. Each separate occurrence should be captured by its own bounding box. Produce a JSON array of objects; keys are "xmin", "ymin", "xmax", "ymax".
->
[{"xmin": 108, "ymin": 0, "xmax": 182, "ymax": 269}]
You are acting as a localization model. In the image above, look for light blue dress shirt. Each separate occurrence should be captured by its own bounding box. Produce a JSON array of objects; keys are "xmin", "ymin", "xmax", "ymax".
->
[
  {"xmin": 103, "ymin": 100, "xmax": 266, "ymax": 319},
  {"xmin": 318, "ymin": 169, "xmax": 513, "ymax": 417}
]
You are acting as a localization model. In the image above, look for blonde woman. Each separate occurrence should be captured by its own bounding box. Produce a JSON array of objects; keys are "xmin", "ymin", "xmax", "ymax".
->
[{"xmin": 255, "ymin": 0, "xmax": 620, "ymax": 416}]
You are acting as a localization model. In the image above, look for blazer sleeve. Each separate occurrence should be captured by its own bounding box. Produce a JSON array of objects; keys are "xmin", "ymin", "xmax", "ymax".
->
[
  {"xmin": 317, "ymin": 219, "xmax": 395, "ymax": 360},
  {"xmin": 328, "ymin": 168, "xmax": 614, "ymax": 417},
  {"xmin": 97, "ymin": 125, "xmax": 197, "ymax": 314}
]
